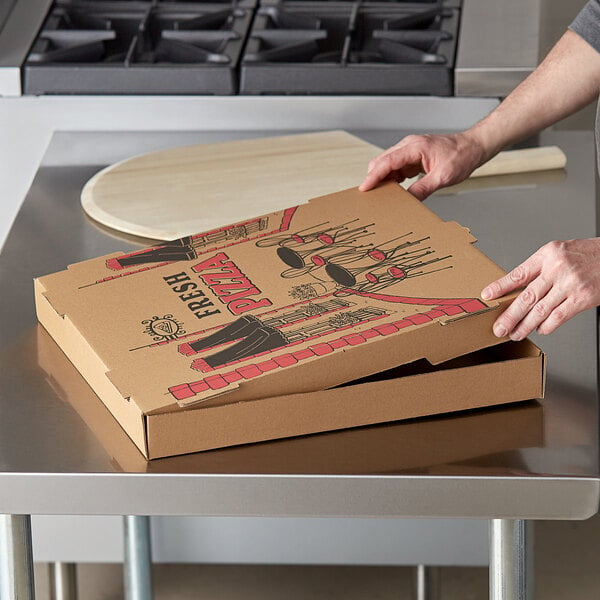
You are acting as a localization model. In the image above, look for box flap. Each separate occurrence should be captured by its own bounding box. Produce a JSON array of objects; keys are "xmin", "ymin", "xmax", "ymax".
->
[
  {"xmin": 34, "ymin": 279, "xmax": 149, "ymax": 455},
  {"xmin": 36, "ymin": 182, "xmax": 511, "ymax": 414}
]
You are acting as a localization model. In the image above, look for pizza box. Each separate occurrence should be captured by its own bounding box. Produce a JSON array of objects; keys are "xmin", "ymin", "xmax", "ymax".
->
[
  {"xmin": 34, "ymin": 183, "xmax": 545, "ymax": 459},
  {"xmin": 36, "ymin": 324, "xmax": 544, "ymax": 473}
]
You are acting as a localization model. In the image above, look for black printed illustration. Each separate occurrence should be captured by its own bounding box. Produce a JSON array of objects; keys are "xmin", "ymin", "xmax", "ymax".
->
[
  {"xmin": 141, "ymin": 314, "xmax": 186, "ymax": 342},
  {"xmin": 165, "ymin": 216, "xmax": 489, "ymax": 402},
  {"xmin": 259, "ymin": 220, "xmax": 454, "ymax": 302},
  {"xmin": 107, "ymin": 217, "xmax": 270, "ymax": 270},
  {"xmin": 180, "ymin": 298, "xmax": 387, "ymax": 369}
]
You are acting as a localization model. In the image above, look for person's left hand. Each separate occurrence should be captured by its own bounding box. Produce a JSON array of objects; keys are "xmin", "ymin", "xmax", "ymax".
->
[{"xmin": 481, "ymin": 237, "xmax": 600, "ymax": 340}]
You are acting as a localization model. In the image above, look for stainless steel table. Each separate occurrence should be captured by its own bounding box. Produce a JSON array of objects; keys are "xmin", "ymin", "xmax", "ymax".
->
[{"xmin": 0, "ymin": 129, "xmax": 598, "ymax": 600}]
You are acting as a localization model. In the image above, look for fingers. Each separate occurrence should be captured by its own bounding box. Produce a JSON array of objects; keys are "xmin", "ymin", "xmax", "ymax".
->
[
  {"xmin": 481, "ymin": 255, "xmax": 542, "ymax": 301},
  {"xmin": 482, "ymin": 254, "xmax": 545, "ymax": 340},
  {"xmin": 484, "ymin": 238, "xmax": 600, "ymax": 339},
  {"xmin": 360, "ymin": 132, "xmax": 483, "ymax": 194},
  {"xmin": 359, "ymin": 145, "xmax": 423, "ymax": 192},
  {"xmin": 395, "ymin": 164, "xmax": 422, "ymax": 182},
  {"xmin": 494, "ymin": 281, "xmax": 563, "ymax": 340},
  {"xmin": 407, "ymin": 171, "xmax": 443, "ymax": 200},
  {"xmin": 359, "ymin": 167, "xmax": 389, "ymax": 192},
  {"xmin": 537, "ymin": 298, "xmax": 577, "ymax": 335}
]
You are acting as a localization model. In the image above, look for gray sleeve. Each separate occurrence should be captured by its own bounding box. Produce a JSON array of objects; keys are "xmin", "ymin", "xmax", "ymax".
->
[{"xmin": 570, "ymin": 0, "xmax": 600, "ymax": 53}]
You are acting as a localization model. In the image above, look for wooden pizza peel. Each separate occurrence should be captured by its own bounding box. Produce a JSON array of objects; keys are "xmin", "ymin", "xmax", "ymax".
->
[
  {"xmin": 81, "ymin": 131, "xmax": 567, "ymax": 241},
  {"xmin": 81, "ymin": 130, "xmax": 383, "ymax": 241}
]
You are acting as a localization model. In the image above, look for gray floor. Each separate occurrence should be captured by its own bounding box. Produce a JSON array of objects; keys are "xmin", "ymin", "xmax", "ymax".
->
[
  {"xmin": 33, "ymin": 2, "xmax": 600, "ymax": 598},
  {"xmin": 32, "ymin": 515, "xmax": 600, "ymax": 599}
]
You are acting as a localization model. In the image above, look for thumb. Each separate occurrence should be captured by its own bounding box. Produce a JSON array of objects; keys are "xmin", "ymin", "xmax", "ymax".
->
[{"xmin": 406, "ymin": 172, "xmax": 442, "ymax": 200}]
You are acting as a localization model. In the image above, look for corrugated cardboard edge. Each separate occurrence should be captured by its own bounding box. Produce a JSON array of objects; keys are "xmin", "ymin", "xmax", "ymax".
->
[
  {"xmin": 146, "ymin": 343, "xmax": 545, "ymax": 459},
  {"xmin": 34, "ymin": 278, "xmax": 149, "ymax": 457},
  {"xmin": 137, "ymin": 401, "xmax": 546, "ymax": 471}
]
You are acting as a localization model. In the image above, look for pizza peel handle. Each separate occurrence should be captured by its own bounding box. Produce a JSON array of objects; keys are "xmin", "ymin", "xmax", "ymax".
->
[{"xmin": 471, "ymin": 146, "xmax": 567, "ymax": 178}]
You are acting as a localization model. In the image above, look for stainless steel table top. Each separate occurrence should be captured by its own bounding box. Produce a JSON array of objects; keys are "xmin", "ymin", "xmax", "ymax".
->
[{"xmin": 0, "ymin": 129, "xmax": 597, "ymax": 519}]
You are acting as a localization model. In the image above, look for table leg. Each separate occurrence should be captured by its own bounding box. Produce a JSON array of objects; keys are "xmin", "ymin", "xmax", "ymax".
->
[
  {"xmin": 49, "ymin": 563, "xmax": 77, "ymax": 600},
  {"xmin": 123, "ymin": 516, "xmax": 153, "ymax": 600},
  {"xmin": 415, "ymin": 565, "xmax": 440, "ymax": 600},
  {"xmin": 489, "ymin": 519, "xmax": 534, "ymax": 600},
  {"xmin": 0, "ymin": 514, "xmax": 35, "ymax": 600}
]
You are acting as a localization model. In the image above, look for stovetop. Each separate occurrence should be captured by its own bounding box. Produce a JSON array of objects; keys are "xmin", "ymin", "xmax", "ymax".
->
[
  {"xmin": 24, "ymin": 0, "xmax": 255, "ymax": 94},
  {"xmin": 23, "ymin": 0, "xmax": 461, "ymax": 95},
  {"xmin": 241, "ymin": 0, "xmax": 459, "ymax": 95}
]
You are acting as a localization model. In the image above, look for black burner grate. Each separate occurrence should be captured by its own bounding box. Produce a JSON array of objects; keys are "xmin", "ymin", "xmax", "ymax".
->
[
  {"xmin": 240, "ymin": 0, "xmax": 459, "ymax": 95},
  {"xmin": 24, "ymin": 0, "xmax": 255, "ymax": 94},
  {"xmin": 23, "ymin": 0, "xmax": 461, "ymax": 95}
]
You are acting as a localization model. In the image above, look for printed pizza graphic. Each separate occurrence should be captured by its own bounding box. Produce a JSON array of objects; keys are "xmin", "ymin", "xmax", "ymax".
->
[
  {"xmin": 87, "ymin": 208, "xmax": 296, "ymax": 287},
  {"xmin": 163, "ymin": 217, "xmax": 486, "ymax": 402},
  {"xmin": 38, "ymin": 184, "xmax": 503, "ymax": 410}
]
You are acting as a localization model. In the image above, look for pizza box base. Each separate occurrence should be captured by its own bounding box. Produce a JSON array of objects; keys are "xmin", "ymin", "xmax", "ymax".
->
[
  {"xmin": 147, "ymin": 342, "xmax": 545, "ymax": 459},
  {"xmin": 36, "ymin": 276, "xmax": 544, "ymax": 459},
  {"xmin": 36, "ymin": 324, "xmax": 544, "ymax": 473}
]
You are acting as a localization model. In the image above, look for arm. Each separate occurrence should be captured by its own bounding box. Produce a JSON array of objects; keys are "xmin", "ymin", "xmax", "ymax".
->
[
  {"xmin": 475, "ymin": 26, "xmax": 600, "ymax": 340},
  {"xmin": 360, "ymin": 29, "xmax": 600, "ymax": 199}
]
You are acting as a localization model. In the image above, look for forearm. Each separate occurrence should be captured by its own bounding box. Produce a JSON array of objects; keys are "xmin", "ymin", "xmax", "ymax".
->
[
  {"xmin": 360, "ymin": 27, "xmax": 600, "ymax": 197},
  {"xmin": 465, "ymin": 29, "xmax": 600, "ymax": 160}
]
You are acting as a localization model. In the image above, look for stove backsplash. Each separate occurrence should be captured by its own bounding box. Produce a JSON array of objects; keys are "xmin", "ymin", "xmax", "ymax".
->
[{"xmin": 23, "ymin": 0, "xmax": 461, "ymax": 95}]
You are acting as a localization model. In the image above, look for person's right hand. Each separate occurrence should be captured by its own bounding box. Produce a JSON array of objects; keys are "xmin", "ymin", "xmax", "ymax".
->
[{"xmin": 359, "ymin": 132, "xmax": 489, "ymax": 200}]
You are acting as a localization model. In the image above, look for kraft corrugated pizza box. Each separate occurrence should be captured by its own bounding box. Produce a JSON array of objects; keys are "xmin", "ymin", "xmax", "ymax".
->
[
  {"xmin": 34, "ymin": 182, "xmax": 545, "ymax": 459},
  {"xmin": 36, "ymin": 324, "xmax": 544, "ymax": 473}
]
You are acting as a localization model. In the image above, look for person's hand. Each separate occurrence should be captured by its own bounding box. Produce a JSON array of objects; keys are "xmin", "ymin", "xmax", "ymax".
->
[
  {"xmin": 359, "ymin": 132, "xmax": 489, "ymax": 200},
  {"xmin": 481, "ymin": 238, "xmax": 600, "ymax": 340}
]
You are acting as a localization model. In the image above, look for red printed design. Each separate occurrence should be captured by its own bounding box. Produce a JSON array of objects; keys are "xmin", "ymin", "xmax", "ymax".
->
[
  {"xmin": 177, "ymin": 294, "xmax": 352, "ymax": 356},
  {"xmin": 340, "ymin": 291, "xmax": 486, "ymax": 312},
  {"xmin": 168, "ymin": 295, "xmax": 486, "ymax": 402},
  {"xmin": 135, "ymin": 293, "xmax": 346, "ymax": 352},
  {"xmin": 88, "ymin": 207, "xmax": 297, "ymax": 287}
]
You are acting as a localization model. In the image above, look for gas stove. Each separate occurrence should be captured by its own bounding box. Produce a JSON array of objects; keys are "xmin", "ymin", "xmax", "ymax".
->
[
  {"xmin": 24, "ymin": 0, "xmax": 255, "ymax": 95},
  {"xmin": 0, "ymin": 0, "xmax": 540, "ymax": 98},
  {"xmin": 241, "ymin": 0, "xmax": 459, "ymax": 95},
  {"xmin": 20, "ymin": 0, "xmax": 460, "ymax": 95}
]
